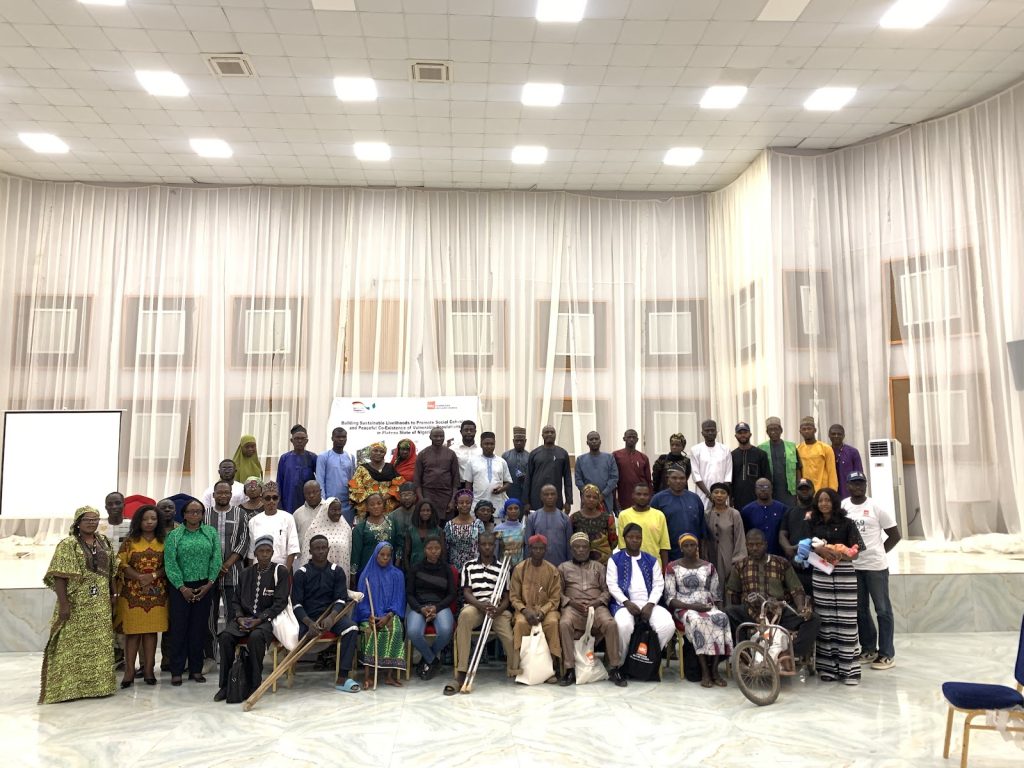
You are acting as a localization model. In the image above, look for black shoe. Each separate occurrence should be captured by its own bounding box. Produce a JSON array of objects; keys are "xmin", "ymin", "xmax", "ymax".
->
[
  {"xmin": 425, "ymin": 659, "xmax": 442, "ymax": 680},
  {"xmin": 609, "ymin": 668, "xmax": 628, "ymax": 687},
  {"xmin": 559, "ymin": 669, "xmax": 576, "ymax": 686},
  {"xmin": 144, "ymin": 677, "xmax": 157, "ymax": 686},
  {"xmin": 415, "ymin": 660, "xmax": 428, "ymax": 679},
  {"xmin": 120, "ymin": 679, "xmax": 134, "ymax": 689},
  {"xmin": 213, "ymin": 688, "xmax": 227, "ymax": 702}
]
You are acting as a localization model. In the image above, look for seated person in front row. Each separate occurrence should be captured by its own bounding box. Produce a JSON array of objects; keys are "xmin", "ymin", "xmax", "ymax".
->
[
  {"xmin": 606, "ymin": 523, "xmax": 676, "ymax": 658},
  {"xmin": 292, "ymin": 535, "xmax": 361, "ymax": 693},
  {"xmin": 723, "ymin": 529, "xmax": 820, "ymax": 666},
  {"xmin": 510, "ymin": 534, "xmax": 563, "ymax": 681},
  {"xmin": 355, "ymin": 542, "xmax": 406, "ymax": 690},
  {"xmin": 405, "ymin": 534, "xmax": 457, "ymax": 681},
  {"xmin": 215, "ymin": 536, "xmax": 289, "ymax": 702},
  {"xmin": 448, "ymin": 531, "xmax": 519, "ymax": 694},
  {"xmin": 558, "ymin": 532, "xmax": 625, "ymax": 687}
]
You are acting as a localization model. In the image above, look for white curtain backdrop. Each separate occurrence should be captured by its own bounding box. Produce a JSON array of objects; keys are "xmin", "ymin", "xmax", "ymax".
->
[{"xmin": 0, "ymin": 181, "xmax": 710, "ymax": 530}]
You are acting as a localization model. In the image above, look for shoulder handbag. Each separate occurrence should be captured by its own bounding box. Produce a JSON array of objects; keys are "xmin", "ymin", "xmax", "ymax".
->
[
  {"xmin": 574, "ymin": 606, "xmax": 609, "ymax": 685},
  {"xmin": 268, "ymin": 565, "xmax": 300, "ymax": 651},
  {"xmin": 225, "ymin": 646, "xmax": 251, "ymax": 704}
]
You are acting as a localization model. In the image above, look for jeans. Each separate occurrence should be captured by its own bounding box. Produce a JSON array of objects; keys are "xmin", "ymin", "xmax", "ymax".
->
[
  {"xmin": 856, "ymin": 568, "xmax": 895, "ymax": 659},
  {"xmin": 405, "ymin": 606, "xmax": 454, "ymax": 663}
]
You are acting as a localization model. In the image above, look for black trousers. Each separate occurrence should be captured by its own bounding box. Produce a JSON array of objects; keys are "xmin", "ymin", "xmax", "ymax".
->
[
  {"xmin": 724, "ymin": 604, "xmax": 820, "ymax": 658},
  {"xmin": 169, "ymin": 580, "xmax": 214, "ymax": 676},
  {"xmin": 218, "ymin": 623, "xmax": 274, "ymax": 690},
  {"xmin": 299, "ymin": 615, "xmax": 359, "ymax": 677}
]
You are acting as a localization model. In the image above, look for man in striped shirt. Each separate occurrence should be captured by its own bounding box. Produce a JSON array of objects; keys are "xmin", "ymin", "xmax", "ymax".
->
[
  {"xmin": 451, "ymin": 532, "xmax": 519, "ymax": 691},
  {"xmin": 204, "ymin": 480, "xmax": 251, "ymax": 663}
]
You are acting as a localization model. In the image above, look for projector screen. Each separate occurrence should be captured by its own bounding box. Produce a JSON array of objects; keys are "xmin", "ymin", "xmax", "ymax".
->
[{"xmin": 1, "ymin": 410, "xmax": 122, "ymax": 520}]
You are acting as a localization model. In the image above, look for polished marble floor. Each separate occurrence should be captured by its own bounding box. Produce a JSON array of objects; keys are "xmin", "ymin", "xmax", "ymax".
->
[{"xmin": 3, "ymin": 631, "xmax": 1022, "ymax": 768}]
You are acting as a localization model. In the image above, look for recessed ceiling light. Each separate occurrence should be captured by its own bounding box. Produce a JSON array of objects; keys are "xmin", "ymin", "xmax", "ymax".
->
[
  {"xmin": 536, "ymin": 0, "xmax": 586, "ymax": 23},
  {"xmin": 804, "ymin": 86, "xmax": 857, "ymax": 111},
  {"xmin": 511, "ymin": 145, "xmax": 548, "ymax": 165},
  {"xmin": 78, "ymin": 0, "xmax": 127, "ymax": 6},
  {"xmin": 663, "ymin": 147, "xmax": 703, "ymax": 167},
  {"xmin": 880, "ymin": 0, "xmax": 949, "ymax": 29},
  {"xmin": 757, "ymin": 0, "xmax": 812, "ymax": 22},
  {"xmin": 700, "ymin": 85, "xmax": 747, "ymax": 109},
  {"xmin": 19, "ymin": 133, "xmax": 69, "ymax": 154},
  {"xmin": 353, "ymin": 142, "xmax": 391, "ymax": 162},
  {"xmin": 334, "ymin": 76, "xmax": 378, "ymax": 102},
  {"xmin": 135, "ymin": 70, "xmax": 189, "ymax": 98},
  {"xmin": 190, "ymin": 138, "xmax": 232, "ymax": 159},
  {"xmin": 521, "ymin": 83, "xmax": 564, "ymax": 107}
]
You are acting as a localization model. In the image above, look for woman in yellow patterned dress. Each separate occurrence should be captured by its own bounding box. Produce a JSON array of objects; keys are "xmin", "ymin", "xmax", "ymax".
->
[
  {"xmin": 117, "ymin": 504, "xmax": 169, "ymax": 687},
  {"xmin": 39, "ymin": 506, "xmax": 117, "ymax": 704}
]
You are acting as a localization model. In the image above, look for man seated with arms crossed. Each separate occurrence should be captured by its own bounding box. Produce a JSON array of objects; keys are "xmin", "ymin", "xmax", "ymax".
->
[
  {"xmin": 558, "ymin": 532, "xmax": 625, "ymax": 687},
  {"xmin": 448, "ymin": 531, "xmax": 519, "ymax": 694},
  {"xmin": 724, "ymin": 529, "xmax": 820, "ymax": 671},
  {"xmin": 510, "ymin": 534, "xmax": 563, "ymax": 682},
  {"xmin": 292, "ymin": 534, "xmax": 361, "ymax": 693}
]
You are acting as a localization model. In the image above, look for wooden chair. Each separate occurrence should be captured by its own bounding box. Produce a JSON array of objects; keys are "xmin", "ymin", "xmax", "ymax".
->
[
  {"xmin": 269, "ymin": 631, "xmax": 344, "ymax": 690},
  {"xmin": 941, "ymin": 613, "xmax": 1024, "ymax": 767}
]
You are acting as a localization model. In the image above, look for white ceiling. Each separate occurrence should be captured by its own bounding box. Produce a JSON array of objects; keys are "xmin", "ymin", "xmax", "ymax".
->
[{"xmin": 0, "ymin": 0, "xmax": 1022, "ymax": 192}]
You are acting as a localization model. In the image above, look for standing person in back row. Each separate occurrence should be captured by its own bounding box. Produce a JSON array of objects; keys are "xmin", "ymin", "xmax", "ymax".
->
[
  {"xmin": 829, "ymin": 424, "xmax": 864, "ymax": 500},
  {"xmin": 613, "ymin": 429, "xmax": 652, "ymax": 513},
  {"xmin": 690, "ymin": 420, "xmax": 732, "ymax": 507},
  {"xmin": 502, "ymin": 428, "xmax": 530, "ymax": 506},
  {"xmin": 415, "ymin": 427, "xmax": 462, "ymax": 519},
  {"xmin": 758, "ymin": 417, "xmax": 801, "ymax": 508},
  {"xmin": 201, "ymin": 460, "xmax": 245, "ymax": 510},
  {"xmin": 525, "ymin": 425, "xmax": 573, "ymax": 514},
  {"xmin": 574, "ymin": 431, "xmax": 618, "ymax": 516},
  {"xmin": 316, "ymin": 427, "xmax": 356, "ymax": 524},
  {"xmin": 453, "ymin": 420, "xmax": 482, "ymax": 486},
  {"xmin": 797, "ymin": 417, "xmax": 837, "ymax": 493},
  {"xmin": 276, "ymin": 424, "xmax": 318, "ymax": 516},
  {"xmin": 843, "ymin": 471, "xmax": 900, "ymax": 671},
  {"xmin": 730, "ymin": 422, "xmax": 770, "ymax": 510},
  {"xmin": 465, "ymin": 432, "xmax": 512, "ymax": 510}
]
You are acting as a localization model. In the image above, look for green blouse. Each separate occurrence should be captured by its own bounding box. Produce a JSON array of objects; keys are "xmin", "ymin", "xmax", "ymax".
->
[{"xmin": 164, "ymin": 524, "xmax": 222, "ymax": 589}]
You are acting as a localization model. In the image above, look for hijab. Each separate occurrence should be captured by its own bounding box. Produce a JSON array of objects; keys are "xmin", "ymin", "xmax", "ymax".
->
[
  {"xmin": 301, "ymin": 497, "xmax": 352, "ymax": 571},
  {"xmin": 232, "ymin": 434, "xmax": 264, "ymax": 482},
  {"xmin": 355, "ymin": 541, "xmax": 405, "ymax": 621},
  {"xmin": 390, "ymin": 438, "xmax": 417, "ymax": 482}
]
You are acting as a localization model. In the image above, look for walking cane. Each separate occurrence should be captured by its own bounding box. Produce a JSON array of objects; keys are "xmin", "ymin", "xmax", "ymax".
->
[{"xmin": 366, "ymin": 578, "xmax": 379, "ymax": 691}]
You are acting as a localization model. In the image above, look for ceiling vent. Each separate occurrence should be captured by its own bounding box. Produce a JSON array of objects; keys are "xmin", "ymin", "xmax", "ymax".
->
[
  {"xmin": 206, "ymin": 55, "xmax": 255, "ymax": 78},
  {"xmin": 410, "ymin": 61, "xmax": 452, "ymax": 83}
]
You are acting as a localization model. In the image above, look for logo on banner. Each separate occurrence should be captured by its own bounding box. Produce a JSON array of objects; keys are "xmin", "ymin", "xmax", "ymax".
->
[
  {"xmin": 351, "ymin": 401, "xmax": 377, "ymax": 414},
  {"xmin": 426, "ymin": 400, "xmax": 456, "ymax": 411}
]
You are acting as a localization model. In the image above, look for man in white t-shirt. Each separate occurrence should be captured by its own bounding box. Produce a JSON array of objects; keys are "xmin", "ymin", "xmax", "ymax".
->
[
  {"xmin": 464, "ymin": 431, "xmax": 512, "ymax": 510},
  {"xmin": 842, "ymin": 470, "xmax": 902, "ymax": 671},
  {"xmin": 690, "ymin": 419, "xmax": 732, "ymax": 506},
  {"xmin": 453, "ymin": 419, "xmax": 483, "ymax": 485}
]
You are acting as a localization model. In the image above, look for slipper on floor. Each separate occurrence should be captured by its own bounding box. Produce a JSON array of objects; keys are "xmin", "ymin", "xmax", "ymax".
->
[
  {"xmin": 443, "ymin": 684, "xmax": 459, "ymax": 696},
  {"xmin": 335, "ymin": 678, "xmax": 361, "ymax": 693}
]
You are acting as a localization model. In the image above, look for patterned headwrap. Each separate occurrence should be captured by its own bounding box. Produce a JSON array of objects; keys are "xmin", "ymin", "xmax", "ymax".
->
[
  {"xmin": 669, "ymin": 432, "xmax": 686, "ymax": 444},
  {"xmin": 369, "ymin": 441, "xmax": 387, "ymax": 451},
  {"xmin": 581, "ymin": 483, "xmax": 606, "ymax": 511},
  {"xmin": 455, "ymin": 488, "xmax": 475, "ymax": 502},
  {"xmin": 70, "ymin": 505, "xmax": 100, "ymax": 534}
]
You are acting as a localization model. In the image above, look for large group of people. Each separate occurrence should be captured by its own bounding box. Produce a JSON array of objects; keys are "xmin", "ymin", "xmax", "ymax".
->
[{"xmin": 38, "ymin": 416, "xmax": 902, "ymax": 706}]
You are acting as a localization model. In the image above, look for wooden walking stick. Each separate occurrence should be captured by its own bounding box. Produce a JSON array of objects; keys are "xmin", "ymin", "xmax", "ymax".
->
[
  {"xmin": 365, "ymin": 577, "xmax": 379, "ymax": 691},
  {"xmin": 242, "ymin": 603, "xmax": 353, "ymax": 712}
]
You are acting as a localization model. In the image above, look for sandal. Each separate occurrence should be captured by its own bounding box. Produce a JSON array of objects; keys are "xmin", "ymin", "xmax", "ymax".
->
[
  {"xmin": 443, "ymin": 684, "xmax": 460, "ymax": 696},
  {"xmin": 713, "ymin": 677, "xmax": 727, "ymax": 687},
  {"xmin": 700, "ymin": 677, "xmax": 713, "ymax": 688},
  {"xmin": 335, "ymin": 678, "xmax": 361, "ymax": 693}
]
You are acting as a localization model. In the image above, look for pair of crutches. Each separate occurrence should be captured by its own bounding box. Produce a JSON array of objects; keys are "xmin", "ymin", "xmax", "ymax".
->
[{"xmin": 460, "ymin": 554, "xmax": 512, "ymax": 693}]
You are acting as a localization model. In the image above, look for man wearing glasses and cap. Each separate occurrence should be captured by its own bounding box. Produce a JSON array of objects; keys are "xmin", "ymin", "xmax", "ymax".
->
[{"xmin": 730, "ymin": 422, "xmax": 770, "ymax": 510}]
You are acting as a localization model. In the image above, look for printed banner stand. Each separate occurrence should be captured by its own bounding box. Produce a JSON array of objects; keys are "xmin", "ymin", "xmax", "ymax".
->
[{"xmin": 326, "ymin": 396, "xmax": 480, "ymax": 457}]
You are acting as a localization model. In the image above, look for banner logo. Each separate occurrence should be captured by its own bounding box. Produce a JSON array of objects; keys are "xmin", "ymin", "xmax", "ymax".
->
[{"xmin": 351, "ymin": 401, "xmax": 376, "ymax": 414}]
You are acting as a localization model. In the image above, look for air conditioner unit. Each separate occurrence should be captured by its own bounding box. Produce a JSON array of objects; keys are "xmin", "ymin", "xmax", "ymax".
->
[{"xmin": 868, "ymin": 438, "xmax": 908, "ymax": 536}]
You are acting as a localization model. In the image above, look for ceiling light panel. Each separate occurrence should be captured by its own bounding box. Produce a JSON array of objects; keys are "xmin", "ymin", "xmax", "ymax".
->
[
  {"xmin": 664, "ymin": 147, "xmax": 703, "ymax": 166},
  {"xmin": 880, "ymin": 0, "xmax": 950, "ymax": 29},
  {"xmin": 354, "ymin": 142, "xmax": 391, "ymax": 161},
  {"xmin": 190, "ymin": 138, "xmax": 232, "ymax": 159},
  {"xmin": 521, "ymin": 83, "xmax": 564, "ymax": 107},
  {"xmin": 19, "ymin": 133, "xmax": 69, "ymax": 154},
  {"xmin": 511, "ymin": 145, "xmax": 548, "ymax": 164},
  {"xmin": 756, "ymin": 0, "xmax": 812, "ymax": 22},
  {"xmin": 78, "ymin": 0, "xmax": 127, "ymax": 6},
  {"xmin": 804, "ymin": 87, "xmax": 857, "ymax": 111},
  {"xmin": 700, "ymin": 86, "xmax": 748, "ymax": 109},
  {"xmin": 334, "ymin": 77, "xmax": 378, "ymax": 102},
  {"xmin": 135, "ymin": 70, "xmax": 189, "ymax": 98},
  {"xmin": 536, "ymin": 0, "xmax": 587, "ymax": 23}
]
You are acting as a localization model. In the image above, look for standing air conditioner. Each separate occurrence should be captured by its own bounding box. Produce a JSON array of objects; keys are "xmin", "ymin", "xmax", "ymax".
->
[{"xmin": 868, "ymin": 439, "xmax": 908, "ymax": 535}]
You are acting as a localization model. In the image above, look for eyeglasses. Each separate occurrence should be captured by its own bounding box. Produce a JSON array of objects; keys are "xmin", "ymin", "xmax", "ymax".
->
[{"xmin": 264, "ymin": 495, "xmax": 279, "ymax": 501}]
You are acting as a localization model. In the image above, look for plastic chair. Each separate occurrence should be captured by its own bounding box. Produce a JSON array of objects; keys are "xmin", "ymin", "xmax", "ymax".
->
[{"xmin": 941, "ymin": 613, "xmax": 1024, "ymax": 767}]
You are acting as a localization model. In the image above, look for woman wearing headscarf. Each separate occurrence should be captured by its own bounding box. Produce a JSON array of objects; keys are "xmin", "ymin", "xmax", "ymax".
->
[
  {"xmin": 390, "ymin": 439, "xmax": 417, "ymax": 486},
  {"xmin": 232, "ymin": 435, "xmax": 264, "ymax": 482},
  {"xmin": 569, "ymin": 483, "xmax": 618, "ymax": 565},
  {"xmin": 240, "ymin": 476, "xmax": 264, "ymax": 517},
  {"xmin": 39, "ymin": 506, "xmax": 117, "ymax": 704},
  {"xmin": 348, "ymin": 441, "xmax": 404, "ymax": 517},
  {"xmin": 300, "ymin": 497, "xmax": 353, "ymax": 577},
  {"xmin": 703, "ymin": 481, "xmax": 746, "ymax": 585},
  {"xmin": 351, "ymin": 493, "xmax": 397, "ymax": 583},
  {"xmin": 356, "ymin": 541, "xmax": 406, "ymax": 689},
  {"xmin": 652, "ymin": 433, "xmax": 692, "ymax": 493}
]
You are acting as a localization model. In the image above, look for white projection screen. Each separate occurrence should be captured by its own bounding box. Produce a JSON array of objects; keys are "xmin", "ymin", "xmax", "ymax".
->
[{"xmin": 1, "ymin": 411, "xmax": 122, "ymax": 519}]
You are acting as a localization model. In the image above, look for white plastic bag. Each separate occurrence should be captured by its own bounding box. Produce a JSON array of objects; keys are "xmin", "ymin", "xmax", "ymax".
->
[
  {"xmin": 574, "ymin": 607, "xmax": 609, "ymax": 685},
  {"xmin": 267, "ymin": 565, "xmax": 299, "ymax": 650},
  {"xmin": 515, "ymin": 625, "xmax": 554, "ymax": 685}
]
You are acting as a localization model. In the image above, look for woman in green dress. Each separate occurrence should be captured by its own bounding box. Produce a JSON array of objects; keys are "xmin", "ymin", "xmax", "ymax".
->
[{"xmin": 39, "ymin": 506, "xmax": 117, "ymax": 704}]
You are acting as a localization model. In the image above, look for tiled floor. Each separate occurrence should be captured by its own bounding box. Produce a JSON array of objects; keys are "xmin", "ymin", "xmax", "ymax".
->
[{"xmin": 5, "ymin": 631, "xmax": 1023, "ymax": 767}]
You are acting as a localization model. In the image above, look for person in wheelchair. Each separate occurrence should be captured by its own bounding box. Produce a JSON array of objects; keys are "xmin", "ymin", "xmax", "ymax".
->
[{"xmin": 724, "ymin": 529, "xmax": 819, "ymax": 668}]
